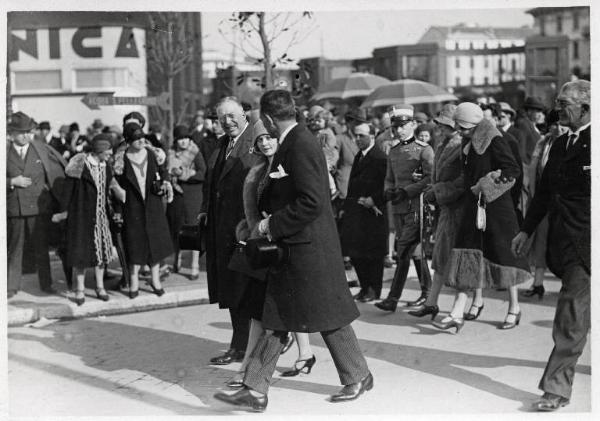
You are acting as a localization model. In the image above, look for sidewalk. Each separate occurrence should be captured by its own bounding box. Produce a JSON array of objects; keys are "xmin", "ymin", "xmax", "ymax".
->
[{"xmin": 7, "ymin": 252, "xmax": 399, "ymax": 326}]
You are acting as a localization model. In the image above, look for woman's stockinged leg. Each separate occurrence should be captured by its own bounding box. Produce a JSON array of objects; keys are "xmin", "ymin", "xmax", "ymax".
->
[
  {"xmin": 508, "ymin": 285, "xmax": 520, "ymax": 314},
  {"xmin": 295, "ymin": 332, "xmax": 313, "ymax": 361},
  {"xmin": 95, "ymin": 266, "xmax": 105, "ymax": 290},
  {"xmin": 150, "ymin": 263, "xmax": 162, "ymax": 289},
  {"xmin": 130, "ymin": 265, "xmax": 140, "ymax": 291},
  {"xmin": 449, "ymin": 291, "xmax": 469, "ymax": 319}
]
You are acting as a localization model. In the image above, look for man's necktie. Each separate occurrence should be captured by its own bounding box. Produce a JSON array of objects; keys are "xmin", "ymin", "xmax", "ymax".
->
[
  {"xmin": 566, "ymin": 133, "xmax": 577, "ymax": 150},
  {"xmin": 225, "ymin": 138, "xmax": 235, "ymax": 158},
  {"xmin": 19, "ymin": 147, "xmax": 25, "ymax": 160}
]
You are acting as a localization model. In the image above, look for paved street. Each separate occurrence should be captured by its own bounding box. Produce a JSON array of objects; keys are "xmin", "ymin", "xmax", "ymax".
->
[{"xmin": 7, "ymin": 275, "xmax": 591, "ymax": 416}]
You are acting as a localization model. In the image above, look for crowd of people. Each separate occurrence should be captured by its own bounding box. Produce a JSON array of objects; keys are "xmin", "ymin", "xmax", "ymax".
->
[{"xmin": 6, "ymin": 79, "xmax": 590, "ymax": 413}]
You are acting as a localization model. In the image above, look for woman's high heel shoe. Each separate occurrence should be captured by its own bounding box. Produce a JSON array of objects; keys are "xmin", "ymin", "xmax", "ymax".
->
[
  {"xmin": 280, "ymin": 355, "xmax": 316, "ymax": 377},
  {"xmin": 74, "ymin": 290, "xmax": 85, "ymax": 306},
  {"xmin": 464, "ymin": 303, "xmax": 484, "ymax": 321},
  {"xmin": 407, "ymin": 305, "xmax": 439, "ymax": 320},
  {"xmin": 432, "ymin": 316, "xmax": 464, "ymax": 334},
  {"xmin": 147, "ymin": 282, "xmax": 165, "ymax": 297},
  {"xmin": 95, "ymin": 288, "xmax": 109, "ymax": 302},
  {"xmin": 522, "ymin": 285, "xmax": 545, "ymax": 300},
  {"xmin": 499, "ymin": 311, "xmax": 521, "ymax": 330}
]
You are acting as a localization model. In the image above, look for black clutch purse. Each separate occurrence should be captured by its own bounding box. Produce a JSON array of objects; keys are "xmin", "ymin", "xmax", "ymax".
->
[
  {"xmin": 178, "ymin": 223, "xmax": 205, "ymax": 253},
  {"xmin": 245, "ymin": 238, "xmax": 289, "ymax": 269}
]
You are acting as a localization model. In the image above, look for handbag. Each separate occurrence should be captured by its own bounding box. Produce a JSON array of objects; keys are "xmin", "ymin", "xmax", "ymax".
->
[
  {"xmin": 177, "ymin": 223, "xmax": 205, "ymax": 253},
  {"xmin": 228, "ymin": 242, "xmax": 269, "ymax": 280},
  {"xmin": 245, "ymin": 238, "xmax": 289, "ymax": 269},
  {"xmin": 476, "ymin": 193, "xmax": 486, "ymax": 231},
  {"xmin": 471, "ymin": 170, "xmax": 515, "ymax": 203}
]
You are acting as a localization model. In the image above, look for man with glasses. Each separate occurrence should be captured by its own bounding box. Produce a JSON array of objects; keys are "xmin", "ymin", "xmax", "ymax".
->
[
  {"xmin": 374, "ymin": 104, "xmax": 434, "ymax": 312},
  {"xmin": 512, "ymin": 80, "xmax": 591, "ymax": 411}
]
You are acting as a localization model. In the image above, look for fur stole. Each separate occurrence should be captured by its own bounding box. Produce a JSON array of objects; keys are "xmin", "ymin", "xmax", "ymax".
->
[
  {"xmin": 113, "ymin": 144, "xmax": 165, "ymax": 175},
  {"xmin": 433, "ymin": 134, "xmax": 462, "ymax": 182},
  {"xmin": 65, "ymin": 152, "xmax": 88, "ymax": 179},
  {"xmin": 235, "ymin": 161, "xmax": 268, "ymax": 241},
  {"xmin": 463, "ymin": 118, "xmax": 502, "ymax": 156}
]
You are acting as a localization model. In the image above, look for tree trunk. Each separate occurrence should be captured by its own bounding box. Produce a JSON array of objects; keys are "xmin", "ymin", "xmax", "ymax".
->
[
  {"xmin": 258, "ymin": 13, "xmax": 273, "ymax": 89},
  {"xmin": 167, "ymin": 75, "xmax": 174, "ymax": 150}
]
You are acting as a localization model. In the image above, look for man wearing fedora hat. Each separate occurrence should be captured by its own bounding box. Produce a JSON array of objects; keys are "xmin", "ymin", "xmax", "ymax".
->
[
  {"xmin": 515, "ymin": 96, "xmax": 545, "ymax": 166},
  {"xmin": 7, "ymin": 111, "xmax": 67, "ymax": 299}
]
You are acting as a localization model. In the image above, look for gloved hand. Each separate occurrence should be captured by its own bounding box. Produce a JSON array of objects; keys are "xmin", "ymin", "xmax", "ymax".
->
[
  {"xmin": 391, "ymin": 188, "xmax": 408, "ymax": 205},
  {"xmin": 423, "ymin": 188, "xmax": 436, "ymax": 204}
]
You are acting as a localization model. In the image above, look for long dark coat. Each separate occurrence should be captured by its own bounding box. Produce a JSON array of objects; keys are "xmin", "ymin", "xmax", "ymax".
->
[
  {"xmin": 447, "ymin": 121, "xmax": 531, "ymax": 290},
  {"xmin": 522, "ymin": 127, "xmax": 590, "ymax": 276},
  {"xmin": 62, "ymin": 153, "xmax": 113, "ymax": 268},
  {"xmin": 340, "ymin": 145, "xmax": 387, "ymax": 258},
  {"xmin": 202, "ymin": 124, "xmax": 258, "ymax": 308},
  {"xmin": 115, "ymin": 148, "xmax": 173, "ymax": 265},
  {"xmin": 429, "ymin": 134, "xmax": 464, "ymax": 274},
  {"xmin": 258, "ymin": 124, "xmax": 359, "ymax": 333}
]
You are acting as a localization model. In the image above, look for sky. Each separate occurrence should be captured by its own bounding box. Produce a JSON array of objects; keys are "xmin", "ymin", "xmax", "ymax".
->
[{"xmin": 202, "ymin": 8, "xmax": 534, "ymax": 63}]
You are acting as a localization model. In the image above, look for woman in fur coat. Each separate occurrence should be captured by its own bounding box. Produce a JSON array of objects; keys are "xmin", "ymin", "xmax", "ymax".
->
[
  {"xmin": 53, "ymin": 134, "xmax": 126, "ymax": 305},
  {"xmin": 225, "ymin": 120, "xmax": 316, "ymax": 389},
  {"xmin": 433, "ymin": 103, "xmax": 531, "ymax": 333},
  {"xmin": 166, "ymin": 125, "xmax": 206, "ymax": 279},
  {"xmin": 407, "ymin": 106, "xmax": 465, "ymax": 320}
]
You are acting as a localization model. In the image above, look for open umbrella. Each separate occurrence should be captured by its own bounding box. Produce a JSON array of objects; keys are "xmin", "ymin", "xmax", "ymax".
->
[
  {"xmin": 360, "ymin": 79, "xmax": 457, "ymax": 108},
  {"xmin": 311, "ymin": 73, "xmax": 390, "ymax": 102}
]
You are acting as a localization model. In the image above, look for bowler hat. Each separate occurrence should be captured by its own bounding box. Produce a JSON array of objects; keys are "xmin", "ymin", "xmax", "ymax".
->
[
  {"xmin": 38, "ymin": 121, "xmax": 51, "ymax": 130},
  {"xmin": 344, "ymin": 110, "xmax": 368, "ymax": 124},
  {"xmin": 523, "ymin": 96, "xmax": 545, "ymax": 111},
  {"xmin": 8, "ymin": 112, "xmax": 37, "ymax": 132}
]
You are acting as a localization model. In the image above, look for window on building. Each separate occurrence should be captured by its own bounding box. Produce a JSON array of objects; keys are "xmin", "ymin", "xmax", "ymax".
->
[
  {"xmin": 511, "ymin": 59, "xmax": 517, "ymax": 72},
  {"xmin": 557, "ymin": 14, "xmax": 563, "ymax": 33},
  {"xmin": 573, "ymin": 11, "xmax": 579, "ymax": 30},
  {"xmin": 455, "ymin": 42, "xmax": 460, "ymax": 50},
  {"xmin": 573, "ymin": 40, "xmax": 579, "ymax": 59},
  {"xmin": 484, "ymin": 57, "xmax": 489, "ymax": 68},
  {"xmin": 74, "ymin": 68, "xmax": 127, "ymax": 90},
  {"xmin": 469, "ymin": 42, "xmax": 474, "ymax": 49},
  {"xmin": 470, "ymin": 76, "xmax": 474, "ymax": 85},
  {"xmin": 539, "ymin": 16, "xmax": 546, "ymax": 36},
  {"xmin": 483, "ymin": 42, "xmax": 488, "ymax": 49},
  {"xmin": 455, "ymin": 77, "xmax": 460, "ymax": 87},
  {"xmin": 455, "ymin": 58, "xmax": 460, "ymax": 68},
  {"xmin": 484, "ymin": 76, "xmax": 489, "ymax": 85},
  {"xmin": 470, "ymin": 58, "xmax": 474, "ymax": 69},
  {"xmin": 13, "ymin": 70, "xmax": 62, "ymax": 92}
]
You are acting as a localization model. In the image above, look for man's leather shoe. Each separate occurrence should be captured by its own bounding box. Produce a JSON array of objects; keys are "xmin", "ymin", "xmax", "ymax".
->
[
  {"xmin": 374, "ymin": 299, "xmax": 397, "ymax": 312},
  {"xmin": 405, "ymin": 296, "xmax": 427, "ymax": 308},
  {"xmin": 41, "ymin": 286, "xmax": 58, "ymax": 294},
  {"xmin": 359, "ymin": 289, "xmax": 376, "ymax": 303},
  {"xmin": 330, "ymin": 372, "xmax": 373, "ymax": 402},
  {"xmin": 533, "ymin": 392, "xmax": 570, "ymax": 411},
  {"xmin": 210, "ymin": 349, "xmax": 244, "ymax": 365},
  {"xmin": 214, "ymin": 387, "xmax": 268, "ymax": 412},
  {"xmin": 353, "ymin": 290, "xmax": 367, "ymax": 301}
]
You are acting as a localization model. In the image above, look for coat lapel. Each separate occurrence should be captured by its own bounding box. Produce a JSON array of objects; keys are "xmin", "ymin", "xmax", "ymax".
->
[
  {"xmin": 563, "ymin": 128, "xmax": 589, "ymax": 162},
  {"xmin": 9, "ymin": 146, "xmax": 25, "ymax": 171},
  {"xmin": 123, "ymin": 155, "xmax": 144, "ymax": 200}
]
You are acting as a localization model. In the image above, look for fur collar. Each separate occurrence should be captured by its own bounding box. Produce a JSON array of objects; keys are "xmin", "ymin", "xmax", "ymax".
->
[
  {"xmin": 463, "ymin": 118, "xmax": 502, "ymax": 155},
  {"xmin": 235, "ymin": 160, "xmax": 268, "ymax": 241},
  {"xmin": 65, "ymin": 152, "xmax": 88, "ymax": 178}
]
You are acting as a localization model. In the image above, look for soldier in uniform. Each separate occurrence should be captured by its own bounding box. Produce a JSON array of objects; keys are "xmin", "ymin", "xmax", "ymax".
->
[{"xmin": 374, "ymin": 104, "xmax": 434, "ymax": 313}]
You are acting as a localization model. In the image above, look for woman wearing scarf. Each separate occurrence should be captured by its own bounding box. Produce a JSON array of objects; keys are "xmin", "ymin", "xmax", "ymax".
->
[{"xmin": 53, "ymin": 134, "xmax": 126, "ymax": 305}]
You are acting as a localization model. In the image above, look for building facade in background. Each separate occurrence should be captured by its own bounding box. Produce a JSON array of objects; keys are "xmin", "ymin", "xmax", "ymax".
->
[
  {"xmin": 525, "ymin": 6, "xmax": 590, "ymax": 107},
  {"xmin": 8, "ymin": 12, "xmax": 203, "ymax": 134}
]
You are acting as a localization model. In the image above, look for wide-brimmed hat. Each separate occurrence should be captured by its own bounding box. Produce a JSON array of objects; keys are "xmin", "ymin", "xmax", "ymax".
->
[
  {"xmin": 523, "ymin": 96, "xmax": 545, "ymax": 111},
  {"xmin": 434, "ymin": 104, "xmax": 457, "ymax": 128},
  {"xmin": 454, "ymin": 102, "xmax": 483, "ymax": 129},
  {"xmin": 8, "ymin": 111, "xmax": 37, "ymax": 132}
]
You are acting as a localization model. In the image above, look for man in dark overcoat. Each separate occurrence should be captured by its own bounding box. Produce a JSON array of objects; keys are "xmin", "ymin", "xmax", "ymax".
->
[
  {"xmin": 214, "ymin": 90, "xmax": 372, "ymax": 412},
  {"xmin": 200, "ymin": 97, "xmax": 258, "ymax": 365},
  {"xmin": 512, "ymin": 80, "xmax": 591, "ymax": 412},
  {"xmin": 340, "ymin": 123, "xmax": 387, "ymax": 302},
  {"xmin": 6, "ymin": 111, "xmax": 66, "ymax": 299}
]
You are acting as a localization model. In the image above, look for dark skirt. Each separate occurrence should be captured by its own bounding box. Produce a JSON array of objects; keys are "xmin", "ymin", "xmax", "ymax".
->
[{"xmin": 237, "ymin": 278, "xmax": 267, "ymax": 321}]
